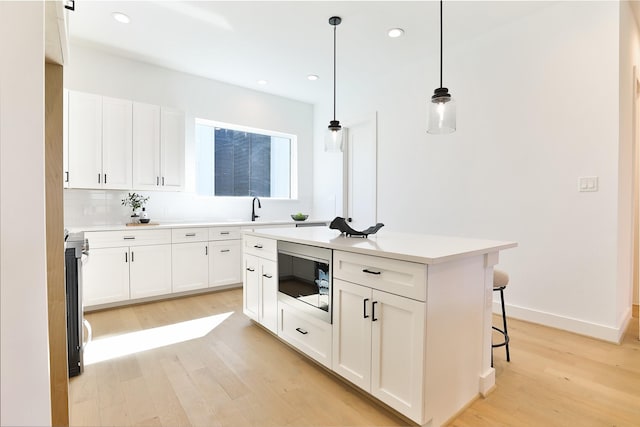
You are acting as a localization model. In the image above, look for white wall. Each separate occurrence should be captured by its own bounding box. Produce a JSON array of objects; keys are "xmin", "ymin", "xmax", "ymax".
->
[
  {"xmin": 0, "ymin": 2, "xmax": 53, "ymax": 425},
  {"xmin": 64, "ymin": 44, "xmax": 314, "ymax": 226},
  {"xmin": 314, "ymin": 1, "xmax": 634, "ymax": 341}
]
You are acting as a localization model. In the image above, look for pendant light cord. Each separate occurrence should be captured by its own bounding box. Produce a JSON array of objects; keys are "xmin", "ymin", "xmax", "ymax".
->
[
  {"xmin": 439, "ymin": 0, "xmax": 443, "ymax": 89},
  {"xmin": 333, "ymin": 23, "xmax": 337, "ymax": 121}
]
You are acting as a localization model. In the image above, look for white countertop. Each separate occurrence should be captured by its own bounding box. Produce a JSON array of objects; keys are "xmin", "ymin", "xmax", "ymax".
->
[
  {"xmin": 244, "ymin": 227, "xmax": 517, "ymax": 265},
  {"xmin": 67, "ymin": 219, "xmax": 328, "ymax": 233}
]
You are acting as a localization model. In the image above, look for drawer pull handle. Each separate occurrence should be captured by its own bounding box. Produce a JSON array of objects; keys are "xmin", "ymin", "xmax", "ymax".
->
[
  {"xmin": 205, "ymin": 246, "xmax": 208, "ymax": 256},
  {"xmin": 246, "ymin": 268, "xmax": 255, "ymax": 272},
  {"xmin": 363, "ymin": 298, "xmax": 370, "ymax": 319},
  {"xmin": 131, "ymin": 251, "xmax": 134, "ymax": 262},
  {"xmin": 295, "ymin": 327, "xmax": 308, "ymax": 335},
  {"xmin": 372, "ymin": 301, "xmax": 378, "ymax": 321},
  {"xmin": 220, "ymin": 249, "xmax": 230, "ymax": 253},
  {"xmin": 185, "ymin": 233, "xmax": 196, "ymax": 237},
  {"xmin": 220, "ymin": 231, "xmax": 230, "ymax": 235},
  {"xmin": 254, "ymin": 244, "xmax": 263, "ymax": 249},
  {"xmin": 362, "ymin": 269, "xmax": 381, "ymax": 275},
  {"xmin": 263, "ymin": 274, "xmax": 273, "ymax": 279},
  {"xmin": 123, "ymin": 236, "xmax": 135, "ymax": 240}
]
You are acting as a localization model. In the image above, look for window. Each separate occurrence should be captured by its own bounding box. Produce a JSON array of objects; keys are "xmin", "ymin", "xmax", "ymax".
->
[{"xmin": 195, "ymin": 119, "xmax": 296, "ymax": 198}]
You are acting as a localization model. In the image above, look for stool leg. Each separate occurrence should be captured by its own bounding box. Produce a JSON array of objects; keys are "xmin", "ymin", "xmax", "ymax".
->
[{"xmin": 500, "ymin": 288, "xmax": 510, "ymax": 362}]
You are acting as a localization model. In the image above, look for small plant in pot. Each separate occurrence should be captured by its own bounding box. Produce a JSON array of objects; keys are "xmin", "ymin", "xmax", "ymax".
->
[{"xmin": 121, "ymin": 192, "xmax": 149, "ymax": 223}]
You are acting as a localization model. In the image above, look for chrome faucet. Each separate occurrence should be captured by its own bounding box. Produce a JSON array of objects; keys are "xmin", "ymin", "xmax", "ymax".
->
[{"xmin": 251, "ymin": 197, "xmax": 261, "ymax": 221}]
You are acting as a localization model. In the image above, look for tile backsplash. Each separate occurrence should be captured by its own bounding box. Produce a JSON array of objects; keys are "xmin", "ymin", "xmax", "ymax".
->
[{"xmin": 64, "ymin": 189, "xmax": 310, "ymax": 227}]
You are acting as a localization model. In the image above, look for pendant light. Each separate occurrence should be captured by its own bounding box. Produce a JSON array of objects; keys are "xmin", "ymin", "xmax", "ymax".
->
[
  {"xmin": 427, "ymin": 0, "xmax": 456, "ymax": 134},
  {"xmin": 325, "ymin": 16, "xmax": 344, "ymax": 152}
]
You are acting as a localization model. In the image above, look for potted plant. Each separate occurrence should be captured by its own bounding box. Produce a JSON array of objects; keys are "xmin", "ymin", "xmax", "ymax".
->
[{"xmin": 121, "ymin": 192, "xmax": 149, "ymax": 223}]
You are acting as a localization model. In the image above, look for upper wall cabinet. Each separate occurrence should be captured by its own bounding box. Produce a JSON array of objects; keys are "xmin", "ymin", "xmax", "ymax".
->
[
  {"xmin": 66, "ymin": 91, "xmax": 185, "ymax": 192},
  {"xmin": 67, "ymin": 91, "xmax": 132, "ymax": 189},
  {"xmin": 132, "ymin": 103, "xmax": 185, "ymax": 191}
]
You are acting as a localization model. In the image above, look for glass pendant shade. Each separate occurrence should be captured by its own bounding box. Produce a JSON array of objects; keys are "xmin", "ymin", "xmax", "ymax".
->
[
  {"xmin": 427, "ymin": 88, "xmax": 456, "ymax": 134},
  {"xmin": 325, "ymin": 120, "xmax": 344, "ymax": 152}
]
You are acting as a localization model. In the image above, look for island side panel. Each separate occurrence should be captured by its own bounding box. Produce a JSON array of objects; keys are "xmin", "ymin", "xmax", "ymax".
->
[{"xmin": 423, "ymin": 254, "xmax": 487, "ymax": 427}]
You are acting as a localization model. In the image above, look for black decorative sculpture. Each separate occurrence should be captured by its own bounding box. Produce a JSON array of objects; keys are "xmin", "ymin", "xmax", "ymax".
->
[{"xmin": 329, "ymin": 217, "xmax": 384, "ymax": 238}]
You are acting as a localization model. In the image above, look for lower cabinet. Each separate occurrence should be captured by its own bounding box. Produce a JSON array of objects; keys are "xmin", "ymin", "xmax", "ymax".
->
[
  {"xmin": 278, "ymin": 301, "xmax": 332, "ymax": 368},
  {"xmin": 83, "ymin": 247, "xmax": 130, "ymax": 306},
  {"xmin": 243, "ymin": 249, "xmax": 277, "ymax": 334},
  {"xmin": 208, "ymin": 240, "xmax": 242, "ymax": 288},
  {"xmin": 129, "ymin": 244, "xmax": 172, "ymax": 299},
  {"xmin": 83, "ymin": 244, "xmax": 171, "ymax": 307},
  {"xmin": 332, "ymin": 278, "xmax": 426, "ymax": 422},
  {"xmin": 172, "ymin": 241, "xmax": 209, "ymax": 292}
]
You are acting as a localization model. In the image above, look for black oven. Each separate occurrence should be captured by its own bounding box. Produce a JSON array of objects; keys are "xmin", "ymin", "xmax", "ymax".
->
[{"xmin": 277, "ymin": 241, "xmax": 332, "ymax": 323}]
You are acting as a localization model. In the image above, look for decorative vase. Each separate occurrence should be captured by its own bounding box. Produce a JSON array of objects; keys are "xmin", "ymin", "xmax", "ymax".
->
[{"xmin": 130, "ymin": 213, "xmax": 140, "ymax": 224}]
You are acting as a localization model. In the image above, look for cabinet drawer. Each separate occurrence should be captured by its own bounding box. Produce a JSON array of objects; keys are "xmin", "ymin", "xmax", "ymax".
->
[
  {"xmin": 278, "ymin": 301, "xmax": 332, "ymax": 368},
  {"xmin": 209, "ymin": 226, "xmax": 241, "ymax": 241},
  {"xmin": 171, "ymin": 227, "xmax": 208, "ymax": 243},
  {"xmin": 86, "ymin": 229, "xmax": 171, "ymax": 248},
  {"xmin": 243, "ymin": 235, "xmax": 277, "ymax": 260},
  {"xmin": 333, "ymin": 251, "xmax": 427, "ymax": 301}
]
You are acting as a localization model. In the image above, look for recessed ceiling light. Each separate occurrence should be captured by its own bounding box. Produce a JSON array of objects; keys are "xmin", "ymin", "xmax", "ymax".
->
[
  {"xmin": 112, "ymin": 12, "xmax": 131, "ymax": 24},
  {"xmin": 387, "ymin": 28, "xmax": 404, "ymax": 38},
  {"xmin": 307, "ymin": 74, "xmax": 319, "ymax": 81},
  {"xmin": 257, "ymin": 79, "xmax": 268, "ymax": 85}
]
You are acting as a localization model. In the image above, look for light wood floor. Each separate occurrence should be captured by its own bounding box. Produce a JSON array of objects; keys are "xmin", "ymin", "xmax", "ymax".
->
[{"xmin": 70, "ymin": 289, "xmax": 640, "ymax": 427}]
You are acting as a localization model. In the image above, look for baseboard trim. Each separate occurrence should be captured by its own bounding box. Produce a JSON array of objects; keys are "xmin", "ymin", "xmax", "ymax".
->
[{"xmin": 494, "ymin": 302, "xmax": 632, "ymax": 343}]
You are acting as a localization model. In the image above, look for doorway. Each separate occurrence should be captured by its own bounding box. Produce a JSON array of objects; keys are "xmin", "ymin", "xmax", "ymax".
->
[{"xmin": 342, "ymin": 112, "xmax": 378, "ymax": 231}]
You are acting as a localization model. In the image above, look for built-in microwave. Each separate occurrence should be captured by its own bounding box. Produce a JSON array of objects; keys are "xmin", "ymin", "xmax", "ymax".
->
[{"xmin": 277, "ymin": 241, "xmax": 332, "ymax": 323}]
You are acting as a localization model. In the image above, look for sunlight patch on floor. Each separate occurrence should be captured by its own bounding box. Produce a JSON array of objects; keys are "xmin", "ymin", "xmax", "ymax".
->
[{"xmin": 84, "ymin": 311, "xmax": 234, "ymax": 365}]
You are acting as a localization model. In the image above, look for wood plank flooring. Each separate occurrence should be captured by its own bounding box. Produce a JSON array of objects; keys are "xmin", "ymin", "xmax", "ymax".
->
[{"xmin": 70, "ymin": 289, "xmax": 640, "ymax": 427}]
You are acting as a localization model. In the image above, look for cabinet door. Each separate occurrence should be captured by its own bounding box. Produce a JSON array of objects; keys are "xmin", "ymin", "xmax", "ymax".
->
[
  {"xmin": 63, "ymin": 89, "xmax": 69, "ymax": 187},
  {"xmin": 332, "ymin": 279, "xmax": 372, "ymax": 391},
  {"xmin": 132, "ymin": 102, "xmax": 161, "ymax": 190},
  {"xmin": 259, "ymin": 259, "xmax": 278, "ymax": 334},
  {"xmin": 130, "ymin": 244, "xmax": 171, "ymax": 299},
  {"xmin": 370, "ymin": 289, "xmax": 425, "ymax": 421},
  {"xmin": 83, "ymin": 247, "xmax": 130, "ymax": 307},
  {"xmin": 171, "ymin": 242, "xmax": 209, "ymax": 292},
  {"xmin": 102, "ymin": 96, "xmax": 132, "ymax": 189},
  {"xmin": 160, "ymin": 108, "xmax": 185, "ymax": 191},
  {"xmin": 209, "ymin": 240, "xmax": 242, "ymax": 288},
  {"xmin": 243, "ymin": 254, "xmax": 260, "ymax": 321},
  {"xmin": 68, "ymin": 91, "xmax": 102, "ymax": 189}
]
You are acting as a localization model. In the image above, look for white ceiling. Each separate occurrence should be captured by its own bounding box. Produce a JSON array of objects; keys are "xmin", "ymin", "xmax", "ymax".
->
[{"xmin": 69, "ymin": 1, "xmax": 625, "ymax": 106}]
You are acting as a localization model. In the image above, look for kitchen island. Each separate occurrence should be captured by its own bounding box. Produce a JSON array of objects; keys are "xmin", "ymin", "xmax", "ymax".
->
[{"xmin": 242, "ymin": 227, "xmax": 517, "ymax": 427}]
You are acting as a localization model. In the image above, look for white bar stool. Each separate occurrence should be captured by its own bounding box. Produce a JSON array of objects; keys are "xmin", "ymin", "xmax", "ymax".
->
[{"xmin": 492, "ymin": 269, "xmax": 510, "ymax": 365}]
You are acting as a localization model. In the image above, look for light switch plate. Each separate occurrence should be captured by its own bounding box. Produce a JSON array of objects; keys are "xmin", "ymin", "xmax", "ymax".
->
[{"xmin": 578, "ymin": 176, "xmax": 598, "ymax": 192}]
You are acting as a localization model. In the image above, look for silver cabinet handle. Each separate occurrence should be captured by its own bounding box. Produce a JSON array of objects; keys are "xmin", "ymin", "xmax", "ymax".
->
[
  {"xmin": 123, "ymin": 236, "xmax": 135, "ymax": 240},
  {"xmin": 185, "ymin": 233, "xmax": 196, "ymax": 237}
]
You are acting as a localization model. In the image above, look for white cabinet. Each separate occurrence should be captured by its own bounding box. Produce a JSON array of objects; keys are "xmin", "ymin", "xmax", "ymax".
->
[
  {"xmin": 132, "ymin": 102, "xmax": 161, "ymax": 190},
  {"xmin": 67, "ymin": 91, "xmax": 132, "ymax": 189},
  {"xmin": 83, "ymin": 247, "xmax": 130, "ymax": 306},
  {"xmin": 242, "ymin": 236, "xmax": 278, "ymax": 334},
  {"xmin": 68, "ymin": 91, "xmax": 101, "ymax": 189},
  {"xmin": 83, "ymin": 229, "xmax": 172, "ymax": 309},
  {"xmin": 209, "ymin": 240, "xmax": 242, "ymax": 287},
  {"xmin": 278, "ymin": 300, "xmax": 332, "ymax": 368},
  {"xmin": 132, "ymin": 104, "xmax": 185, "ymax": 191},
  {"xmin": 160, "ymin": 108, "xmax": 185, "ymax": 191},
  {"xmin": 332, "ymin": 280, "xmax": 426, "ymax": 422},
  {"xmin": 129, "ymin": 244, "xmax": 172, "ymax": 299},
  {"xmin": 172, "ymin": 228, "xmax": 209, "ymax": 292},
  {"xmin": 208, "ymin": 226, "xmax": 242, "ymax": 288}
]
